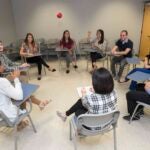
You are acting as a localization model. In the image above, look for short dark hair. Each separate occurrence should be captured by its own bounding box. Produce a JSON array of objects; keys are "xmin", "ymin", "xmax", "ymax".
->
[
  {"xmin": 92, "ymin": 68, "xmax": 114, "ymax": 94},
  {"xmin": 121, "ymin": 30, "xmax": 128, "ymax": 35}
]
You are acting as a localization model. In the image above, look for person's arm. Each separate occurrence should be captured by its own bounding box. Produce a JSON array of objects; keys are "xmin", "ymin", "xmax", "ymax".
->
[
  {"xmin": 114, "ymin": 48, "xmax": 131, "ymax": 56},
  {"xmin": 33, "ymin": 44, "xmax": 38, "ymax": 54},
  {"xmin": 20, "ymin": 43, "xmax": 27, "ymax": 56},
  {"xmin": 2, "ymin": 77, "xmax": 23, "ymax": 100},
  {"xmin": 144, "ymin": 56, "xmax": 150, "ymax": 69},
  {"xmin": 111, "ymin": 45, "xmax": 118, "ymax": 55}
]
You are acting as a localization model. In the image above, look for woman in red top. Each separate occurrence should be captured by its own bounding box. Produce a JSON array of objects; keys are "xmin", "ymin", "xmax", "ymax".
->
[{"xmin": 60, "ymin": 30, "xmax": 78, "ymax": 73}]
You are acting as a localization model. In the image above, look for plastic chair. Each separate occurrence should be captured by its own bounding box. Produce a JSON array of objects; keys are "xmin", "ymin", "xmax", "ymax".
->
[{"xmin": 69, "ymin": 111, "xmax": 120, "ymax": 150}]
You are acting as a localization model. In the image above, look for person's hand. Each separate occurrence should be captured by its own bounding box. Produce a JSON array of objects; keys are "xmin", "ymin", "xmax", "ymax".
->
[
  {"xmin": 10, "ymin": 70, "xmax": 20, "ymax": 80},
  {"xmin": 20, "ymin": 63, "xmax": 30, "ymax": 67},
  {"xmin": 145, "ymin": 81, "xmax": 150, "ymax": 90},
  {"xmin": 81, "ymin": 87, "xmax": 86, "ymax": 97},
  {"xmin": 68, "ymin": 50, "xmax": 72, "ymax": 55}
]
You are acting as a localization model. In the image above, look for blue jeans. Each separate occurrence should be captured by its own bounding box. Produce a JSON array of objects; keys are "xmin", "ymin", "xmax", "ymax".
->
[{"xmin": 126, "ymin": 68, "xmax": 150, "ymax": 90}]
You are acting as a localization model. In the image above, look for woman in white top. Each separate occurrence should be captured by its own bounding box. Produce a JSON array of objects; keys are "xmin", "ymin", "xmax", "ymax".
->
[
  {"xmin": 90, "ymin": 29, "xmax": 107, "ymax": 71},
  {"xmin": 0, "ymin": 63, "xmax": 24, "ymax": 122}
]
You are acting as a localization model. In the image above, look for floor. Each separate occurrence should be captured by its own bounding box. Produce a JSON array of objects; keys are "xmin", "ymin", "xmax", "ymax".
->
[{"xmin": 0, "ymin": 58, "xmax": 150, "ymax": 150}]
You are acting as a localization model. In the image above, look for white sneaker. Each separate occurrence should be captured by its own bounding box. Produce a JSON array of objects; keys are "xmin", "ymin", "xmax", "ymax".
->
[{"xmin": 56, "ymin": 111, "xmax": 67, "ymax": 122}]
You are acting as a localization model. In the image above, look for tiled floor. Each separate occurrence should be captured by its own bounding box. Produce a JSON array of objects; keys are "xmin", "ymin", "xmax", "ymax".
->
[{"xmin": 0, "ymin": 59, "xmax": 150, "ymax": 150}]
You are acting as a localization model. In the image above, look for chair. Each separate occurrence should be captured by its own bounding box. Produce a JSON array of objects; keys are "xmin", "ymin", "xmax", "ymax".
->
[
  {"xmin": 56, "ymin": 39, "xmax": 77, "ymax": 71},
  {"xmin": 0, "ymin": 98, "xmax": 36, "ymax": 150},
  {"xmin": 46, "ymin": 39, "xmax": 59, "ymax": 60},
  {"xmin": 69, "ymin": 111, "xmax": 120, "ymax": 150},
  {"xmin": 129, "ymin": 101, "xmax": 150, "ymax": 124}
]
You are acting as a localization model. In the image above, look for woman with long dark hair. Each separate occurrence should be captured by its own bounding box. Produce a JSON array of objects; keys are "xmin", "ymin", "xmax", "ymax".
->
[
  {"xmin": 90, "ymin": 29, "xmax": 107, "ymax": 72},
  {"xmin": 57, "ymin": 68, "xmax": 117, "ymax": 121},
  {"xmin": 59, "ymin": 30, "xmax": 78, "ymax": 73},
  {"xmin": 20, "ymin": 33, "xmax": 56, "ymax": 80}
]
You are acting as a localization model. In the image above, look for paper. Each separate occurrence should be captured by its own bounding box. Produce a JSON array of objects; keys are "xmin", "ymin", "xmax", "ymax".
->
[{"xmin": 77, "ymin": 86, "xmax": 94, "ymax": 97}]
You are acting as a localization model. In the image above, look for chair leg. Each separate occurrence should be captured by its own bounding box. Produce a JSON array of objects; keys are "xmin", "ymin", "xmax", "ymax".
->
[
  {"xmin": 44, "ymin": 67, "xmax": 46, "ymax": 75},
  {"xmin": 14, "ymin": 124, "xmax": 18, "ymax": 150},
  {"xmin": 129, "ymin": 104, "xmax": 140, "ymax": 124},
  {"xmin": 73, "ymin": 133, "xmax": 77, "ymax": 150},
  {"xmin": 28, "ymin": 115, "xmax": 37, "ymax": 133},
  {"xmin": 69, "ymin": 122, "xmax": 72, "ymax": 141},
  {"xmin": 113, "ymin": 126, "xmax": 117, "ymax": 150}
]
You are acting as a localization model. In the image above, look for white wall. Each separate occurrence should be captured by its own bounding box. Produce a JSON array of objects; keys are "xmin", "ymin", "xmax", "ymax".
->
[
  {"xmin": 0, "ymin": 0, "xmax": 16, "ymax": 45},
  {"xmin": 11, "ymin": 0, "xmax": 144, "ymax": 52}
]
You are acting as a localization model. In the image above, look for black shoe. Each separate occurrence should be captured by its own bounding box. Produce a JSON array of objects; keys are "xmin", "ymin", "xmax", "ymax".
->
[
  {"xmin": 118, "ymin": 78, "xmax": 130, "ymax": 83},
  {"xmin": 123, "ymin": 115, "xmax": 140, "ymax": 121},
  {"xmin": 74, "ymin": 65, "xmax": 78, "ymax": 69},
  {"xmin": 52, "ymin": 68, "xmax": 56, "ymax": 72},
  {"xmin": 37, "ymin": 75, "xmax": 41, "ymax": 80},
  {"xmin": 66, "ymin": 70, "xmax": 70, "ymax": 74}
]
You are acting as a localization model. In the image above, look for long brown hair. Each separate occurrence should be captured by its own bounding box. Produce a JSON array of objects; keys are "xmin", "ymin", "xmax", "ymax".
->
[
  {"xmin": 24, "ymin": 33, "xmax": 36, "ymax": 47},
  {"xmin": 97, "ymin": 29, "xmax": 104, "ymax": 44},
  {"xmin": 61, "ymin": 30, "xmax": 73, "ymax": 45}
]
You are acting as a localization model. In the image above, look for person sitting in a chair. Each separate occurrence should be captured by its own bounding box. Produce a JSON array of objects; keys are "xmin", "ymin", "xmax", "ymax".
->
[
  {"xmin": 20, "ymin": 33, "xmax": 56, "ymax": 80},
  {"xmin": 0, "ymin": 61, "xmax": 50, "ymax": 130},
  {"xmin": 111, "ymin": 30, "xmax": 133, "ymax": 82},
  {"xmin": 90, "ymin": 29, "xmax": 107, "ymax": 72},
  {"xmin": 59, "ymin": 30, "xmax": 78, "ymax": 74},
  {"xmin": 120, "ymin": 54, "xmax": 150, "ymax": 90},
  {"xmin": 0, "ymin": 41, "xmax": 30, "ymax": 74},
  {"xmin": 123, "ymin": 81, "xmax": 150, "ymax": 121},
  {"xmin": 57, "ymin": 68, "xmax": 117, "ymax": 122}
]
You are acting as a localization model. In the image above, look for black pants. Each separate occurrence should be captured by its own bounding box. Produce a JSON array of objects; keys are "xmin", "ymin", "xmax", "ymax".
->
[
  {"xmin": 27, "ymin": 56, "xmax": 49, "ymax": 75},
  {"xmin": 126, "ymin": 84, "xmax": 150, "ymax": 116},
  {"xmin": 66, "ymin": 99, "xmax": 88, "ymax": 117},
  {"xmin": 90, "ymin": 52, "xmax": 103, "ymax": 64}
]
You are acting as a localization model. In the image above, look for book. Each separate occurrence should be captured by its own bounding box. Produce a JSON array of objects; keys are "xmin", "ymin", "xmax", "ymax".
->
[{"xmin": 77, "ymin": 86, "xmax": 94, "ymax": 97}]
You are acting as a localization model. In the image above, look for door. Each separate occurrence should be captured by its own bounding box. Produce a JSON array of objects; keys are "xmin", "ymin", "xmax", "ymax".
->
[{"xmin": 139, "ymin": 4, "xmax": 150, "ymax": 59}]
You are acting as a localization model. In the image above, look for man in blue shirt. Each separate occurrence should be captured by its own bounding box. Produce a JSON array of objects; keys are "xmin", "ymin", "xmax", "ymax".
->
[{"xmin": 111, "ymin": 30, "xmax": 133, "ymax": 81}]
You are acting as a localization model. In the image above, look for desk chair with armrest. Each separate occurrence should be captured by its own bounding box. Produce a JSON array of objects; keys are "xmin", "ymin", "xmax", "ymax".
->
[{"xmin": 69, "ymin": 110, "xmax": 120, "ymax": 150}]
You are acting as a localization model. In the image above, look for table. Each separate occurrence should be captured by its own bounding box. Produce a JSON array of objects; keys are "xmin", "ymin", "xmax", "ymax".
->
[
  {"xmin": 126, "ymin": 57, "xmax": 141, "ymax": 68},
  {"xmin": 127, "ymin": 71, "xmax": 150, "ymax": 82},
  {"xmin": 13, "ymin": 83, "xmax": 39, "ymax": 107}
]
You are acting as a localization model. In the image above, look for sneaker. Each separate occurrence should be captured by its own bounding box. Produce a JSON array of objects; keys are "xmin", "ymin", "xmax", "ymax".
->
[
  {"xmin": 114, "ymin": 75, "xmax": 119, "ymax": 81},
  {"xmin": 56, "ymin": 111, "xmax": 67, "ymax": 122},
  {"xmin": 37, "ymin": 75, "xmax": 41, "ymax": 80},
  {"xmin": 123, "ymin": 115, "xmax": 140, "ymax": 121}
]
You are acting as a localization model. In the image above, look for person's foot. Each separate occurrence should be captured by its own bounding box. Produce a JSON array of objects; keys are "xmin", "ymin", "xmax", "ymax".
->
[
  {"xmin": 39, "ymin": 99, "xmax": 52, "ymax": 111},
  {"xmin": 123, "ymin": 115, "xmax": 140, "ymax": 121},
  {"xmin": 48, "ymin": 68, "xmax": 56, "ymax": 72},
  {"xmin": 73, "ymin": 65, "xmax": 78, "ymax": 69},
  {"xmin": 56, "ymin": 111, "xmax": 67, "ymax": 122},
  {"xmin": 37, "ymin": 75, "xmax": 42, "ymax": 80},
  {"xmin": 66, "ymin": 70, "xmax": 70, "ymax": 74},
  {"xmin": 118, "ymin": 78, "xmax": 130, "ymax": 83},
  {"xmin": 17, "ymin": 120, "xmax": 29, "ymax": 131}
]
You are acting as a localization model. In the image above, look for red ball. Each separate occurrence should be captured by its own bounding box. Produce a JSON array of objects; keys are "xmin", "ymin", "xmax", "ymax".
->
[{"xmin": 56, "ymin": 12, "xmax": 63, "ymax": 19}]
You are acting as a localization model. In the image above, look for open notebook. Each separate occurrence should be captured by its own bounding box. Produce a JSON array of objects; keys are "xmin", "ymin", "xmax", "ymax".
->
[{"xmin": 77, "ymin": 86, "xmax": 94, "ymax": 97}]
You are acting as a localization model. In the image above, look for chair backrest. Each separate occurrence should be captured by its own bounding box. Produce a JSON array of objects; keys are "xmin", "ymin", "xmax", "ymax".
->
[{"xmin": 76, "ymin": 111, "xmax": 120, "ymax": 136}]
